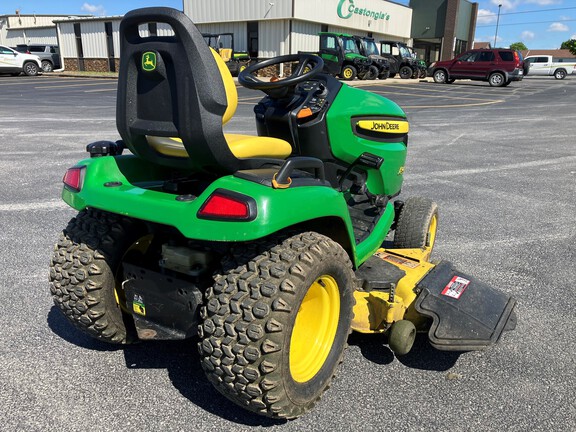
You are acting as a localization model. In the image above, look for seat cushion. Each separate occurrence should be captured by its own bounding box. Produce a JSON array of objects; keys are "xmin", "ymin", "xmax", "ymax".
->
[{"xmin": 147, "ymin": 134, "xmax": 292, "ymax": 160}]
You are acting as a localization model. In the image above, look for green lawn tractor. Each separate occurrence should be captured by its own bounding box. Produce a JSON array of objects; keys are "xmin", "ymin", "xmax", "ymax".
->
[{"xmin": 49, "ymin": 7, "xmax": 516, "ymax": 420}]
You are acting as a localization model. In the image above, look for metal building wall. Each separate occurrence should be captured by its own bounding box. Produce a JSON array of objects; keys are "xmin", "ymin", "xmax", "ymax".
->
[
  {"xmin": 184, "ymin": 0, "xmax": 292, "ymax": 23},
  {"xmin": 58, "ymin": 19, "xmax": 124, "ymax": 59},
  {"xmin": 6, "ymin": 15, "xmax": 64, "ymax": 28},
  {"xmin": 5, "ymin": 27, "xmax": 58, "ymax": 45},
  {"xmin": 291, "ymin": 21, "xmax": 321, "ymax": 54},
  {"xmin": 78, "ymin": 21, "xmax": 107, "ymax": 58},
  {"xmin": 57, "ymin": 22, "xmax": 77, "ymax": 57},
  {"xmin": 259, "ymin": 20, "xmax": 290, "ymax": 58}
]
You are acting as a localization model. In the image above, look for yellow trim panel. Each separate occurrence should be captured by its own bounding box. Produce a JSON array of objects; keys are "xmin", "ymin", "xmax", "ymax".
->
[{"xmin": 356, "ymin": 120, "xmax": 409, "ymax": 134}]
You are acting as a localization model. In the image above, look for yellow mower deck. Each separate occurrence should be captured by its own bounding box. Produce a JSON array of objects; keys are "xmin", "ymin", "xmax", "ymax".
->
[
  {"xmin": 352, "ymin": 247, "xmax": 434, "ymax": 334},
  {"xmin": 352, "ymin": 246, "xmax": 517, "ymax": 351}
]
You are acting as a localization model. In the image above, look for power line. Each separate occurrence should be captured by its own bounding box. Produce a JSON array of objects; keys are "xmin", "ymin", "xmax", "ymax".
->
[
  {"xmin": 479, "ymin": 6, "xmax": 576, "ymax": 18},
  {"xmin": 477, "ymin": 18, "xmax": 576, "ymax": 28}
]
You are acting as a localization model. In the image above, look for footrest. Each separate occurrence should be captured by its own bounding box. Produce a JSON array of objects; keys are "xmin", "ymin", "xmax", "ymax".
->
[{"xmin": 414, "ymin": 261, "xmax": 516, "ymax": 351}]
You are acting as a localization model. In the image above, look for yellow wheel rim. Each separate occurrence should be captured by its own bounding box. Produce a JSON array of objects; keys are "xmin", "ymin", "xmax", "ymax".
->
[
  {"xmin": 239, "ymin": 65, "xmax": 246, "ymax": 73},
  {"xmin": 343, "ymin": 68, "xmax": 352, "ymax": 79},
  {"xmin": 289, "ymin": 275, "xmax": 340, "ymax": 383},
  {"xmin": 426, "ymin": 214, "xmax": 438, "ymax": 250}
]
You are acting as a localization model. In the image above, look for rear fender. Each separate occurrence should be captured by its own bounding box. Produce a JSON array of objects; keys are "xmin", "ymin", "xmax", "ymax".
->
[{"xmin": 61, "ymin": 154, "xmax": 358, "ymax": 247}]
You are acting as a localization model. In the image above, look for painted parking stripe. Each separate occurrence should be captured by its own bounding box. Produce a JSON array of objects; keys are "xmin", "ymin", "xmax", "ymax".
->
[{"xmin": 0, "ymin": 200, "xmax": 67, "ymax": 212}]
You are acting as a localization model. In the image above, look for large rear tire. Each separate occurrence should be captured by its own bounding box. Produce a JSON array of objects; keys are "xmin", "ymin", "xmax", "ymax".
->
[
  {"xmin": 199, "ymin": 232, "xmax": 355, "ymax": 419},
  {"xmin": 393, "ymin": 197, "xmax": 438, "ymax": 250},
  {"xmin": 49, "ymin": 208, "xmax": 144, "ymax": 344},
  {"xmin": 488, "ymin": 72, "xmax": 505, "ymax": 87}
]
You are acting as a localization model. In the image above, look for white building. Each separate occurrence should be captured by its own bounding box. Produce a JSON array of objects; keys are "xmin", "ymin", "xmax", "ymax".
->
[
  {"xmin": 0, "ymin": 13, "xmax": 89, "ymax": 47},
  {"xmin": 185, "ymin": 0, "xmax": 413, "ymax": 57},
  {"xmin": 54, "ymin": 0, "xmax": 413, "ymax": 72}
]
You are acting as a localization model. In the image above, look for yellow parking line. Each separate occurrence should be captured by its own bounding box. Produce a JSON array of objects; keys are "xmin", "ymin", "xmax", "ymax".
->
[{"xmin": 401, "ymin": 99, "xmax": 504, "ymax": 109}]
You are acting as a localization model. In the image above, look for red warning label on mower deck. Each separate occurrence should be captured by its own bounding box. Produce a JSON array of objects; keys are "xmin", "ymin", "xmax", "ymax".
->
[{"xmin": 441, "ymin": 276, "xmax": 470, "ymax": 299}]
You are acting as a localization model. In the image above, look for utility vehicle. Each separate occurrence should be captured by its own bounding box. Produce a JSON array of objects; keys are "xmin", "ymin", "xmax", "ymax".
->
[
  {"xmin": 353, "ymin": 35, "xmax": 390, "ymax": 79},
  {"xmin": 379, "ymin": 40, "xmax": 418, "ymax": 79},
  {"xmin": 318, "ymin": 32, "xmax": 377, "ymax": 80},
  {"xmin": 49, "ymin": 8, "xmax": 516, "ymax": 420},
  {"xmin": 202, "ymin": 32, "xmax": 251, "ymax": 76}
]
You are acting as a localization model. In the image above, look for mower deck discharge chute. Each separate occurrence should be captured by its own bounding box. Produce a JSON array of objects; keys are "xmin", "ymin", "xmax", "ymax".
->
[{"xmin": 49, "ymin": 7, "xmax": 516, "ymax": 419}]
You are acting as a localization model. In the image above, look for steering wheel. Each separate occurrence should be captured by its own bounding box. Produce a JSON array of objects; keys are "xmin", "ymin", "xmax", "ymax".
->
[{"xmin": 238, "ymin": 54, "xmax": 324, "ymax": 98}]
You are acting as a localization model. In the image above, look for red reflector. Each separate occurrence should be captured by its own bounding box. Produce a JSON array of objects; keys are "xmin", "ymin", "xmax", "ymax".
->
[
  {"xmin": 198, "ymin": 190, "xmax": 256, "ymax": 221},
  {"xmin": 63, "ymin": 166, "xmax": 85, "ymax": 192}
]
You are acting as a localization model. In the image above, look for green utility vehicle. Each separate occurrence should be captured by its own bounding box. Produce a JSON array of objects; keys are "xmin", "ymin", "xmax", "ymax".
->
[
  {"xmin": 353, "ymin": 35, "xmax": 390, "ymax": 79},
  {"xmin": 202, "ymin": 32, "xmax": 251, "ymax": 76},
  {"xmin": 318, "ymin": 32, "xmax": 378, "ymax": 80},
  {"xmin": 49, "ymin": 7, "xmax": 516, "ymax": 420},
  {"xmin": 380, "ymin": 40, "xmax": 418, "ymax": 79}
]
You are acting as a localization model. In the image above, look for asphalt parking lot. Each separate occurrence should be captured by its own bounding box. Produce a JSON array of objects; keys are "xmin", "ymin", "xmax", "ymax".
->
[{"xmin": 0, "ymin": 74, "xmax": 575, "ymax": 431}]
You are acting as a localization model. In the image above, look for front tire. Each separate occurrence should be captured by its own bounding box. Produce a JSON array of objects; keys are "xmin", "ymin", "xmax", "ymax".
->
[
  {"xmin": 360, "ymin": 65, "xmax": 379, "ymax": 80},
  {"xmin": 393, "ymin": 197, "xmax": 439, "ymax": 250},
  {"xmin": 340, "ymin": 64, "xmax": 357, "ymax": 81},
  {"xmin": 23, "ymin": 61, "xmax": 39, "ymax": 76},
  {"xmin": 399, "ymin": 65, "xmax": 413, "ymax": 79},
  {"xmin": 49, "ymin": 208, "xmax": 144, "ymax": 344},
  {"xmin": 199, "ymin": 232, "xmax": 355, "ymax": 419}
]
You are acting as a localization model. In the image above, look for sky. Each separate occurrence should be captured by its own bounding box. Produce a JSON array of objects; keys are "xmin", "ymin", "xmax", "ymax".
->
[{"xmin": 2, "ymin": 0, "xmax": 575, "ymax": 50}]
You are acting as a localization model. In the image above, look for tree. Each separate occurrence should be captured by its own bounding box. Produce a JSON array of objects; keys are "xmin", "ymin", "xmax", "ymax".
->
[
  {"xmin": 509, "ymin": 42, "xmax": 527, "ymax": 51},
  {"xmin": 560, "ymin": 39, "xmax": 576, "ymax": 55}
]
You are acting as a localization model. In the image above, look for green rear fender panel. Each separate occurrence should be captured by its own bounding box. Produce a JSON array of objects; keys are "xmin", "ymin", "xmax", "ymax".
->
[
  {"xmin": 62, "ymin": 155, "xmax": 357, "ymax": 245},
  {"xmin": 326, "ymin": 84, "xmax": 408, "ymax": 196}
]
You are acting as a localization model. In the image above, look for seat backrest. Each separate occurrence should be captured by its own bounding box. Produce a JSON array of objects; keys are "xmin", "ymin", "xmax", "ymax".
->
[{"xmin": 116, "ymin": 7, "xmax": 241, "ymax": 173}]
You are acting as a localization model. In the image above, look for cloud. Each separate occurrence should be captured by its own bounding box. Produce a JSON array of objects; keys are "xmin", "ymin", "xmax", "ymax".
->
[
  {"xmin": 524, "ymin": 0, "xmax": 561, "ymax": 5},
  {"xmin": 548, "ymin": 22, "xmax": 569, "ymax": 32},
  {"xmin": 81, "ymin": 3, "xmax": 106, "ymax": 16},
  {"xmin": 521, "ymin": 30, "xmax": 535, "ymax": 40},
  {"xmin": 477, "ymin": 9, "xmax": 497, "ymax": 24}
]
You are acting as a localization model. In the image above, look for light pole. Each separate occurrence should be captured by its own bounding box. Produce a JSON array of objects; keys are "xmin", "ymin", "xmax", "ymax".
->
[{"xmin": 493, "ymin": 4, "xmax": 502, "ymax": 48}]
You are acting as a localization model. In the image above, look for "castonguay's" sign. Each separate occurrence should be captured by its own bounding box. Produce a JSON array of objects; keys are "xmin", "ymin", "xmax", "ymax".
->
[{"xmin": 337, "ymin": 0, "xmax": 391, "ymax": 21}]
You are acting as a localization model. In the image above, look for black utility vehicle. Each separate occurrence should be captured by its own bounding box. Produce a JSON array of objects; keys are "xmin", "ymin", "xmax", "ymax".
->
[
  {"xmin": 353, "ymin": 36, "xmax": 390, "ymax": 79},
  {"xmin": 379, "ymin": 40, "xmax": 418, "ymax": 79}
]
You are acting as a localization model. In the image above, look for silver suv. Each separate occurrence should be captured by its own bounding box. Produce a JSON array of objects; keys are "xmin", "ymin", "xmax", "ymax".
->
[
  {"xmin": 15, "ymin": 44, "xmax": 61, "ymax": 72},
  {"xmin": 0, "ymin": 45, "xmax": 42, "ymax": 76}
]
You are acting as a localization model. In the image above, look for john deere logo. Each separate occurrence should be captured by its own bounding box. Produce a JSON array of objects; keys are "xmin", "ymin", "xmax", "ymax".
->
[{"xmin": 142, "ymin": 51, "xmax": 156, "ymax": 72}]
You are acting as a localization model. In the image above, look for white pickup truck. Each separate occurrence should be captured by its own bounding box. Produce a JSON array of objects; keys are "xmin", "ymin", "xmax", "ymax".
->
[{"xmin": 523, "ymin": 55, "xmax": 576, "ymax": 79}]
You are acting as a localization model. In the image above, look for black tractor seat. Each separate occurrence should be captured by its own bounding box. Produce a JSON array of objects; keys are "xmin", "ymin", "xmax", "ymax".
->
[{"xmin": 116, "ymin": 7, "xmax": 292, "ymax": 173}]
